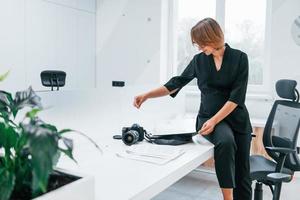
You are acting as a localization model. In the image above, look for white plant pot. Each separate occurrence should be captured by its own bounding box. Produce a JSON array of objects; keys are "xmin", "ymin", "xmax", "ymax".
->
[{"xmin": 33, "ymin": 168, "xmax": 94, "ymax": 200}]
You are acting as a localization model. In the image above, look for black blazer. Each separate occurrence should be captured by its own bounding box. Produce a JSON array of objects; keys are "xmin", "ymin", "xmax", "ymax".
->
[{"xmin": 164, "ymin": 43, "xmax": 253, "ymax": 134}]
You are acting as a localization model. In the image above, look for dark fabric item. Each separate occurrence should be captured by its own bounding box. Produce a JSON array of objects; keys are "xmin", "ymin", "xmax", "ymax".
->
[
  {"xmin": 146, "ymin": 133, "xmax": 194, "ymax": 145},
  {"xmin": 275, "ymin": 79, "xmax": 297, "ymax": 101},
  {"xmin": 228, "ymin": 53, "xmax": 249, "ymax": 106},
  {"xmin": 250, "ymin": 155, "xmax": 293, "ymax": 181},
  {"xmin": 151, "ymin": 139, "xmax": 190, "ymax": 145},
  {"xmin": 163, "ymin": 56, "xmax": 196, "ymax": 98},
  {"xmin": 164, "ymin": 43, "xmax": 252, "ymax": 134},
  {"xmin": 196, "ymin": 116, "xmax": 252, "ymax": 200},
  {"xmin": 233, "ymin": 132, "xmax": 252, "ymax": 200}
]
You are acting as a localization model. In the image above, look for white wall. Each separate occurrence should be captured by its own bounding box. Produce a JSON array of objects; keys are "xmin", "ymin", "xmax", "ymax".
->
[
  {"xmin": 185, "ymin": 0, "xmax": 300, "ymax": 119},
  {"xmin": 247, "ymin": 0, "xmax": 300, "ymax": 119},
  {"xmin": 96, "ymin": 0, "xmax": 163, "ymax": 89},
  {"xmin": 96, "ymin": 0, "xmax": 299, "ymax": 119},
  {"xmin": 269, "ymin": 0, "xmax": 300, "ymax": 93},
  {"xmin": 0, "ymin": 0, "xmax": 26, "ymax": 92},
  {"xmin": 0, "ymin": 0, "xmax": 96, "ymax": 92},
  {"xmin": 1, "ymin": 0, "xmax": 299, "ymax": 117}
]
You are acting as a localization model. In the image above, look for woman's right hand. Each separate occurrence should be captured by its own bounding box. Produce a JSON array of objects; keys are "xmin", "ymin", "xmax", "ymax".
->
[{"xmin": 133, "ymin": 94, "xmax": 148, "ymax": 109}]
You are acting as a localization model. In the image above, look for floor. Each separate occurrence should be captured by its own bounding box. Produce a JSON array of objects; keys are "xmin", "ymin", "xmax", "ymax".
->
[{"xmin": 152, "ymin": 169, "xmax": 300, "ymax": 200}]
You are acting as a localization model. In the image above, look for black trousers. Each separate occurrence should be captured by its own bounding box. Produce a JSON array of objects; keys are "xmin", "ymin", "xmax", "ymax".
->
[{"xmin": 196, "ymin": 116, "xmax": 252, "ymax": 200}]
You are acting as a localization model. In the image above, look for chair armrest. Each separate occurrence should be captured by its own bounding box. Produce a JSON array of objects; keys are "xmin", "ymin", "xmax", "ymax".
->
[
  {"xmin": 265, "ymin": 146, "xmax": 296, "ymax": 154},
  {"xmin": 266, "ymin": 147, "xmax": 296, "ymax": 173},
  {"xmin": 267, "ymin": 172, "xmax": 292, "ymax": 183}
]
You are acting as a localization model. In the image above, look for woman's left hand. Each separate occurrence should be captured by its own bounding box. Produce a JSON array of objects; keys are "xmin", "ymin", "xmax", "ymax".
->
[{"xmin": 199, "ymin": 119, "xmax": 217, "ymax": 135}]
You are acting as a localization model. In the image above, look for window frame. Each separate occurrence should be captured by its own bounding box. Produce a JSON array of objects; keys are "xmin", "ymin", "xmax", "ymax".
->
[{"xmin": 163, "ymin": 0, "xmax": 273, "ymax": 95}]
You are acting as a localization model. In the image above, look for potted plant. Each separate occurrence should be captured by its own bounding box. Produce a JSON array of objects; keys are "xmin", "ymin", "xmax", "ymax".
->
[{"xmin": 0, "ymin": 72, "xmax": 95, "ymax": 200}]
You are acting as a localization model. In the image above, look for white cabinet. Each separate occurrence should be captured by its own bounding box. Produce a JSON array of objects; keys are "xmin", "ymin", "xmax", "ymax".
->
[
  {"xmin": 77, "ymin": 0, "xmax": 96, "ymax": 12},
  {"xmin": 44, "ymin": 0, "xmax": 96, "ymax": 12},
  {"xmin": 0, "ymin": 0, "xmax": 96, "ymax": 91},
  {"xmin": 76, "ymin": 12, "xmax": 96, "ymax": 88},
  {"xmin": 97, "ymin": 0, "xmax": 162, "ymax": 88},
  {"xmin": 0, "ymin": 0, "xmax": 26, "ymax": 92}
]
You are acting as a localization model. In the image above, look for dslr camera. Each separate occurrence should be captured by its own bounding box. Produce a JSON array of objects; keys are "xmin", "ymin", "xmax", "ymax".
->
[{"xmin": 122, "ymin": 124, "xmax": 145, "ymax": 145}]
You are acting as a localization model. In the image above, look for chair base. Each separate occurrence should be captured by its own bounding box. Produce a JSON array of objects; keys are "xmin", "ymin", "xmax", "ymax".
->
[{"xmin": 254, "ymin": 182, "xmax": 263, "ymax": 200}]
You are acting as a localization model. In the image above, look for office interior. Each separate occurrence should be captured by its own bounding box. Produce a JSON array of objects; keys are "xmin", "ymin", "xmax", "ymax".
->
[{"xmin": 0, "ymin": 0, "xmax": 299, "ymax": 200}]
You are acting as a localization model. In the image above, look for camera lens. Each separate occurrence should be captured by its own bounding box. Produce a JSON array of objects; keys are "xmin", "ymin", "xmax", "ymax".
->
[{"xmin": 122, "ymin": 130, "xmax": 139, "ymax": 145}]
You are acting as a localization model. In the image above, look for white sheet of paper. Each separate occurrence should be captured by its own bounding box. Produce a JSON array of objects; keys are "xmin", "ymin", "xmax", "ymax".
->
[{"xmin": 116, "ymin": 144, "xmax": 185, "ymax": 165}]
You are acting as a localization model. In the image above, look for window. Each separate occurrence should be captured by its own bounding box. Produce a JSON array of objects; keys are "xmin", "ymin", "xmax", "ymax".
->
[
  {"xmin": 174, "ymin": 0, "xmax": 216, "ymax": 86},
  {"xmin": 170, "ymin": 0, "xmax": 269, "ymax": 91},
  {"xmin": 225, "ymin": 0, "xmax": 267, "ymax": 85}
]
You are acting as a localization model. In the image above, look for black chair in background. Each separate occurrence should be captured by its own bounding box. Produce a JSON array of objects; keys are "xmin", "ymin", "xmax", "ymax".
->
[
  {"xmin": 40, "ymin": 70, "xmax": 66, "ymax": 91},
  {"xmin": 250, "ymin": 79, "xmax": 300, "ymax": 200}
]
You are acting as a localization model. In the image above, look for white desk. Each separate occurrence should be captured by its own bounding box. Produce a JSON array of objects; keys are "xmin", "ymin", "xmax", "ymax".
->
[
  {"xmin": 37, "ymin": 89, "xmax": 214, "ymax": 200},
  {"xmin": 57, "ymin": 139, "xmax": 213, "ymax": 200}
]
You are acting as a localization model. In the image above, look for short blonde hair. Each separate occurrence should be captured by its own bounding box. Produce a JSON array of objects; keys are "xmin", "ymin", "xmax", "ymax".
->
[{"xmin": 191, "ymin": 18, "xmax": 224, "ymax": 49}]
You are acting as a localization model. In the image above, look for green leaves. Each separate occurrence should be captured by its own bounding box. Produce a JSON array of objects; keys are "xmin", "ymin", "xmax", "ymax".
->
[
  {"xmin": 58, "ymin": 128, "xmax": 73, "ymax": 135},
  {"xmin": 28, "ymin": 129, "xmax": 58, "ymax": 196},
  {"xmin": 59, "ymin": 129, "xmax": 102, "ymax": 154},
  {"xmin": 0, "ymin": 71, "xmax": 10, "ymax": 82},
  {"xmin": 0, "ymin": 83, "xmax": 86, "ymax": 199},
  {"xmin": 0, "ymin": 122, "xmax": 18, "ymax": 155},
  {"xmin": 59, "ymin": 137, "xmax": 76, "ymax": 163},
  {"xmin": 0, "ymin": 87, "xmax": 42, "ymax": 119},
  {"xmin": 0, "ymin": 85, "xmax": 58, "ymax": 199},
  {"xmin": 0, "ymin": 169, "xmax": 16, "ymax": 200},
  {"xmin": 0, "ymin": 91, "xmax": 13, "ymax": 121},
  {"xmin": 21, "ymin": 121, "xmax": 77, "ymax": 197},
  {"xmin": 13, "ymin": 87, "xmax": 42, "ymax": 118},
  {"xmin": 26, "ymin": 108, "xmax": 42, "ymax": 120}
]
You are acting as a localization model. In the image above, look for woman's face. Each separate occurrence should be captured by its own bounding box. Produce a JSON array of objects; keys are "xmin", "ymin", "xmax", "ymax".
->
[{"xmin": 193, "ymin": 43, "xmax": 215, "ymax": 55}]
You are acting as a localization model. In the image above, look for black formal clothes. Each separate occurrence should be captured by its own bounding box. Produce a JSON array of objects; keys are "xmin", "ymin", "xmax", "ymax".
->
[
  {"xmin": 164, "ymin": 43, "xmax": 252, "ymax": 135},
  {"xmin": 164, "ymin": 43, "xmax": 252, "ymax": 200}
]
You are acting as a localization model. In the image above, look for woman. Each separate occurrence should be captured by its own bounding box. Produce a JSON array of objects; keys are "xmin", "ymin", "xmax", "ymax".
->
[{"xmin": 133, "ymin": 18, "xmax": 252, "ymax": 200}]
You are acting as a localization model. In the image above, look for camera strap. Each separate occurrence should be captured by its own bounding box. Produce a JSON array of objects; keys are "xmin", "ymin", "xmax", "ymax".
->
[{"xmin": 144, "ymin": 130, "xmax": 196, "ymax": 146}]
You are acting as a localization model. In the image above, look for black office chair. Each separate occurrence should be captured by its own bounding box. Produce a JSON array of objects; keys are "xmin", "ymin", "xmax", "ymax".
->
[
  {"xmin": 40, "ymin": 70, "xmax": 66, "ymax": 91},
  {"xmin": 250, "ymin": 79, "xmax": 300, "ymax": 200}
]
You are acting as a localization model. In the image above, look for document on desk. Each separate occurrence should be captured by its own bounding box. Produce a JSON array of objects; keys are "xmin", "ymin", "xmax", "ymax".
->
[
  {"xmin": 192, "ymin": 134, "xmax": 212, "ymax": 145},
  {"xmin": 116, "ymin": 144, "xmax": 185, "ymax": 165}
]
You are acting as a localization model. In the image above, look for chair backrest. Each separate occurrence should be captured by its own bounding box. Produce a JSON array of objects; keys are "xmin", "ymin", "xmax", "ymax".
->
[{"xmin": 263, "ymin": 80, "xmax": 300, "ymax": 172}]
